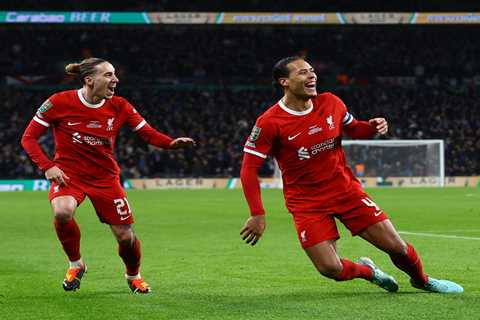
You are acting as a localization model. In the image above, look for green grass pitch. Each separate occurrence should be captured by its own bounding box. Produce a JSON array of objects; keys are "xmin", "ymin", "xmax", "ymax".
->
[{"xmin": 0, "ymin": 188, "xmax": 479, "ymax": 319}]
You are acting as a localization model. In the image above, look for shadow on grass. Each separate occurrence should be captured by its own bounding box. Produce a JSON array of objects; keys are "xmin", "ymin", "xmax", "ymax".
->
[{"xmin": 6, "ymin": 288, "xmax": 444, "ymax": 302}]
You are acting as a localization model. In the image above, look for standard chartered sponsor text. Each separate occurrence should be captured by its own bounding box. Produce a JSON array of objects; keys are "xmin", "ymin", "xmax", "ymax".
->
[{"xmin": 310, "ymin": 138, "xmax": 336, "ymax": 155}]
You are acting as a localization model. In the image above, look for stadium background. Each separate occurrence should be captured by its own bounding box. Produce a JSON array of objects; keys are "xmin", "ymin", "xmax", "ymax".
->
[
  {"xmin": 0, "ymin": 2, "xmax": 479, "ymax": 190},
  {"xmin": 0, "ymin": 2, "xmax": 479, "ymax": 319}
]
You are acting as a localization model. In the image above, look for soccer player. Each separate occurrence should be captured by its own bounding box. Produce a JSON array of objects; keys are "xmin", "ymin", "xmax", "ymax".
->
[
  {"xmin": 21, "ymin": 58, "xmax": 195, "ymax": 294},
  {"xmin": 239, "ymin": 56, "xmax": 463, "ymax": 294}
]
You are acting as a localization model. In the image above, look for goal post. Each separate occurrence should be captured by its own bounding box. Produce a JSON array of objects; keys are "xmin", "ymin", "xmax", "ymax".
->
[{"xmin": 272, "ymin": 139, "xmax": 445, "ymax": 187}]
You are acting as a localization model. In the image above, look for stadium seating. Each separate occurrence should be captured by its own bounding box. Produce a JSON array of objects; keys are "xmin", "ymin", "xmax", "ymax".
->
[{"xmin": 2, "ymin": 26, "xmax": 478, "ymax": 178}]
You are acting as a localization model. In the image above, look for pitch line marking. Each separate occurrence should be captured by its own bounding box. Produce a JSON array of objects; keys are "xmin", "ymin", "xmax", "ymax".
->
[
  {"xmin": 410, "ymin": 229, "xmax": 480, "ymax": 233},
  {"xmin": 399, "ymin": 231, "xmax": 480, "ymax": 241}
]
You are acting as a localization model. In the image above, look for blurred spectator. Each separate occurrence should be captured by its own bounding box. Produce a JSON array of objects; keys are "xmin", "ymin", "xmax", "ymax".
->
[{"xmin": 1, "ymin": 25, "xmax": 478, "ymax": 178}]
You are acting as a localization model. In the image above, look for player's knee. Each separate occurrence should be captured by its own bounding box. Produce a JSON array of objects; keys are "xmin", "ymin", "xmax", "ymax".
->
[
  {"xmin": 317, "ymin": 261, "xmax": 343, "ymax": 279},
  {"xmin": 116, "ymin": 231, "xmax": 135, "ymax": 246},
  {"xmin": 53, "ymin": 205, "xmax": 75, "ymax": 223}
]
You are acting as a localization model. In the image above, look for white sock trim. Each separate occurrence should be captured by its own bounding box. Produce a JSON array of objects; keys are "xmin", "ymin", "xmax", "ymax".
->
[
  {"xmin": 125, "ymin": 273, "xmax": 142, "ymax": 280},
  {"xmin": 69, "ymin": 259, "xmax": 83, "ymax": 268}
]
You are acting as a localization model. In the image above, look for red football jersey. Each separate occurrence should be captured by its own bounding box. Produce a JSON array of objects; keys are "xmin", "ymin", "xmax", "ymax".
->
[
  {"xmin": 32, "ymin": 89, "xmax": 146, "ymax": 182},
  {"xmin": 243, "ymin": 92, "xmax": 362, "ymax": 213}
]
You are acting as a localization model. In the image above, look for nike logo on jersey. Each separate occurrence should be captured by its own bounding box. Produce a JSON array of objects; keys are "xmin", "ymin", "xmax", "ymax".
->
[
  {"xmin": 374, "ymin": 211, "xmax": 383, "ymax": 217},
  {"xmin": 68, "ymin": 122, "xmax": 81, "ymax": 126},
  {"xmin": 288, "ymin": 132, "xmax": 302, "ymax": 140},
  {"xmin": 120, "ymin": 215, "xmax": 131, "ymax": 221}
]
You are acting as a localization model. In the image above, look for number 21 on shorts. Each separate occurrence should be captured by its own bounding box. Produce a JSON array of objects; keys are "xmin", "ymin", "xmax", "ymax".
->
[{"xmin": 114, "ymin": 197, "xmax": 132, "ymax": 219}]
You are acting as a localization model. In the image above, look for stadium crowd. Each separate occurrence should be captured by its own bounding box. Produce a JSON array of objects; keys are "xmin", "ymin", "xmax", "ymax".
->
[
  {"xmin": 2, "ymin": 26, "xmax": 479, "ymax": 85},
  {"xmin": 1, "ymin": 25, "xmax": 478, "ymax": 178}
]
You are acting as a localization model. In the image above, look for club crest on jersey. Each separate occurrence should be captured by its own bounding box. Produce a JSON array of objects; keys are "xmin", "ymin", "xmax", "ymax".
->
[
  {"xmin": 107, "ymin": 117, "xmax": 115, "ymax": 131},
  {"xmin": 326, "ymin": 115, "xmax": 335, "ymax": 130},
  {"xmin": 37, "ymin": 99, "xmax": 53, "ymax": 114},
  {"xmin": 249, "ymin": 126, "xmax": 261, "ymax": 141}
]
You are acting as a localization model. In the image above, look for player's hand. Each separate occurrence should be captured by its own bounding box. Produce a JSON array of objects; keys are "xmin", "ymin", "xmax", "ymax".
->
[
  {"xmin": 240, "ymin": 215, "xmax": 266, "ymax": 246},
  {"xmin": 169, "ymin": 137, "xmax": 196, "ymax": 149},
  {"xmin": 369, "ymin": 118, "xmax": 388, "ymax": 135},
  {"xmin": 45, "ymin": 166, "xmax": 70, "ymax": 186}
]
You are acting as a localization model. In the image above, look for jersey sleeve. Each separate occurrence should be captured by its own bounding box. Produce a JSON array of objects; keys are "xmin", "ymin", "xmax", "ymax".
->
[
  {"xmin": 122, "ymin": 98, "xmax": 148, "ymax": 132},
  {"xmin": 330, "ymin": 93, "xmax": 377, "ymax": 138},
  {"xmin": 329, "ymin": 93, "xmax": 355, "ymax": 127},
  {"xmin": 33, "ymin": 93, "xmax": 62, "ymax": 128},
  {"xmin": 243, "ymin": 116, "xmax": 276, "ymax": 159},
  {"xmin": 21, "ymin": 94, "xmax": 61, "ymax": 171},
  {"xmin": 120, "ymin": 98, "xmax": 173, "ymax": 148},
  {"xmin": 240, "ymin": 153, "xmax": 266, "ymax": 216},
  {"xmin": 21, "ymin": 120, "xmax": 55, "ymax": 171}
]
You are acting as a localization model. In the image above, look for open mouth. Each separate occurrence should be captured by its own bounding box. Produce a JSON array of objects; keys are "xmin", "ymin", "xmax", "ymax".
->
[
  {"xmin": 107, "ymin": 85, "xmax": 116, "ymax": 95},
  {"xmin": 305, "ymin": 81, "xmax": 316, "ymax": 89}
]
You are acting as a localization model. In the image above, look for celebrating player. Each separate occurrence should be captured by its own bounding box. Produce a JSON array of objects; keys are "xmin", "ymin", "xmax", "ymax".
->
[
  {"xmin": 239, "ymin": 56, "xmax": 463, "ymax": 294},
  {"xmin": 21, "ymin": 58, "xmax": 195, "ymax": 294}
]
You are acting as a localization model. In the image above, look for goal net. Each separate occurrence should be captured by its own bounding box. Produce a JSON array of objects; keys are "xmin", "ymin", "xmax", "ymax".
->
[{"xmin": 271, "ymin": 139, "xmax": 445, "ymax": 188}]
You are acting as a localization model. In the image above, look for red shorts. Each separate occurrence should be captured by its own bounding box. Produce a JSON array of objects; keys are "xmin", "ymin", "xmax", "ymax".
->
[
  {"xmin": 292, "ymin": 191, "xmax": 388, "ymax": 249},
  {"xmin": 48, "ymin": 176, "xmax": 134, "ymax": 225}
]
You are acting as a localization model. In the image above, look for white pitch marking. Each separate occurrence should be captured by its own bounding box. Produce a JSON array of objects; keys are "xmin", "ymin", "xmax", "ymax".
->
[
  {"xmin": 399, "ymin": 231, "xmax": 480, "ymax": 241},
  {"xmin": 411, "ymin": 229, "xmax": 480, "ymax": 233}
]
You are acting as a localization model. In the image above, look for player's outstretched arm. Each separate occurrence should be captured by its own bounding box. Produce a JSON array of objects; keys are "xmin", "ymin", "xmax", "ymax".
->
[
  {"xmin": 343, "ymin": 117, "xmax": 388, "ymax": 139},
  {"xmin": 135, "ymin": 123, "xmax": 195, "ymax": 149},
  {"xmin": 368, "ymin": 117, "xmax": 388, "ymax": 135},
  {"xmin": 240, "ymin": 153, "xmax": 267, "ymax": 246},
  {"xmin": 169, "ymin": 137, "xmax": 196, "ymax": 149}
]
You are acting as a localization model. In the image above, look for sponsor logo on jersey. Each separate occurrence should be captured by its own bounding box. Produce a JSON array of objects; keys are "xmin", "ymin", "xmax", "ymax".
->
[
  {"xmin": 288, "ymin": 132, "xmax": 302, "ymax": 141},
  {"xmin": 297, "ymin": 138, "xmax": 338, "ymax": 161},
  {"xmin": 71, "ymin": 132, "xmax": 111, "ymax": 146},
  {"xmin": 310, "ymin": 138, "xmax": 336, "ymax": 155},
  {"xmin": 87, "ymin": 120, "xmax": 102, "ymax": 128},
  {"xmin": 72, "ymin": 132, "xmax": 83, "ymax": 144},
  {"xmin": 326, "ymin": 115, "xmax": 335, "ymax": 130},
  {"xmin": 37, "ymin": 99, "xmax": 53, "ymax": 114},
  {"xmin": 297, "ymin": 147, "xmax": 310, "ymax": 160},
  {"xmin": 67, "ymin": 121, "xmax": 81, "ymax": 126},
  {"xmin": 107, "ymin": 117, "xmax": 115, "ymax": 131},
  {"xmin": 308, "ymin": 125, "xmax": 322, "ymax": 135},
  {"xmin": 249, "ymin": 126, "xmax": 261, "ymax": 141}
]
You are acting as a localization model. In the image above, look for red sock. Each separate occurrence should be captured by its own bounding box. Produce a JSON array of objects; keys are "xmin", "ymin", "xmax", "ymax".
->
[
  {"xmin": 119, "ymin": 238, "xmax": 142, "ymax": 276},
  {"xmin": 390, "ymin": 243, "xmax": 428, "ymax": 285},
  {"xmin": 54, "ymin": 219, "xmax": 81, "ymax": 261},
  {"xmin": 335, "ymin": 259, "xmax": 373, "ymax": 281}
]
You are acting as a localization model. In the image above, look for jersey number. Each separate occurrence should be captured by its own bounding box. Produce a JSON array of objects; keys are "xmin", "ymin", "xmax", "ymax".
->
[
  {"xmin": 361, "ymin": 197, "xmax": 380, "ymax": 211},
  {"xmin": 114, "ymin": 197, "xmax": 132, "ymax": 217}
]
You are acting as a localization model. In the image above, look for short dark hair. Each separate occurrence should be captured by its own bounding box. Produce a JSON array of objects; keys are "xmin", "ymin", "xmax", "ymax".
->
[{"xmin": 272, "ymin": 56, "xmax": 302, "ymax": 89}]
